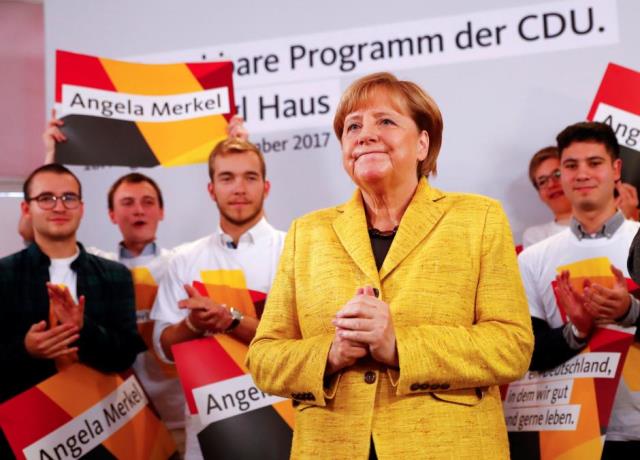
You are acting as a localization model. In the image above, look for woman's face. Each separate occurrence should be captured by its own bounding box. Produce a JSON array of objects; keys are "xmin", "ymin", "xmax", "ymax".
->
[{"xmin": 341, "ymin": 90, "xmax": 429, "ymax": 189}]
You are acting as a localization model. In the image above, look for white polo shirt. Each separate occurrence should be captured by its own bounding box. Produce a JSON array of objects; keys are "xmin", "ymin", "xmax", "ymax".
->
[{"xmin": 150, "ymin": 218, "xmax": 285, "ymax": 460}]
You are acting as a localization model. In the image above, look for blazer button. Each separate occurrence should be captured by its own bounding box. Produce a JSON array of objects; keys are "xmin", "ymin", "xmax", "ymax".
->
[
  {"xmin": 308, "ymin": 393, "xmax": 316, "ymax": 401},
  {"xmin": 419, "ymin": 383, "xmax": 429, "ymax": 390},
  {"xmin": 430, "ymin": 383, "xmax": 440, "ymax": 390},
  {"xmin": 364, "ymin": 371, "xmax": 377, "ymax": 384},
  {"xmin": 441, "ymin": 383, "xmax": 450, "ymax": 390},
  {"xmin": 410, "ymin": 383, "xmax": 420, "ymax": 391}
]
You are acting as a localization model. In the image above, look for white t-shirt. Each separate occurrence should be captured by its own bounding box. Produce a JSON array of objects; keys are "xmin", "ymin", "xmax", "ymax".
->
[
  {"xmin": 151, "ymin": 218, "xmax": 285, "ymax": 460},
  {"xmin": 88, "ymin": 244, "xmax": 185, "ymax": 430},
  {"xmin": 49, "ymin": 250, "xmax": 80, "ymax": 301},
  {"xmin": 522, "ymin": 219, "xmax": 569, "ymax": 248},
  {"xmin": 518, "ymin": 219, "xmax": 640, "ymax": 441}
]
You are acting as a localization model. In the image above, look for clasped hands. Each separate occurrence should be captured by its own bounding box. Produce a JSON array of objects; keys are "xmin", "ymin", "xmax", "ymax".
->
[
  {"xmin": 555, "ymin": 265, "xmax": 632, "ymax": 337},
  {"xmin": 178, "ymin": 284, "xmax": 234, "ymax": 335},
  {"xmin": 326, "ymin": 286, "xmax": 398, "ymax": 375},
  {"xmin": 25, "ymin": 283, "xmax": 84, "ymax": 359}
]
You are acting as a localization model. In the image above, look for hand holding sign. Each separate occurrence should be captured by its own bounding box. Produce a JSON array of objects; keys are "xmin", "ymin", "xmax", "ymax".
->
[
  {"xmin": 43, "ymin": 109, "xmax": 66, "ymax": 164},
  {"xmin": 227, "ymin": 114, "xmax": 249, "ymax": 141}
]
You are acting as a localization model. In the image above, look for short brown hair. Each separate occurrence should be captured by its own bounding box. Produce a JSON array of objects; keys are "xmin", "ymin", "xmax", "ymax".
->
[
  {"xmin": 333, "ymin": 72, "xmax": 443, "ymax": 178},
  {"xmin": 208, "ymin": 138, "xmax": 266, "ymax": 181},
  {"xmin": 556, "ymin": 121, "xmax": 620, "ymax": 160},
  {"xmin": 107, "ymin": 173, "xmax": 164, "ymax": 211},
  {"xmin": 23, "ymin": 163, "xmax": 82, "ymax": 199},
  {"xmin": 528, "ymin": 146, "xmax": 559, "ymax": 190}
]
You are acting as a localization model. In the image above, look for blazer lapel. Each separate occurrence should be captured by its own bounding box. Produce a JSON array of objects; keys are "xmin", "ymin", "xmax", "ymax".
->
[
  {"xmin": 379, "ymin": 178, "xmax": 445, "ymax": 281},
  {"xmin": 333, "ymin": 189, "xmax": 380, "ymax": 285}
]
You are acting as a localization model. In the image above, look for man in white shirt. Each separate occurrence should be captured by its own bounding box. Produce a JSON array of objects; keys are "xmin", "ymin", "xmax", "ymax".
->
[
  {"xmin": 519, "ymin": 121, "xmax": 640, "ymax": 459},
  {"xmin": 89, "ymin": 173, "xmax": 188, "ymax": 453},
  {"xmin": 152, "ymin": 137, "xmax": 285, "ymax": 460},
  {"xmin": 523, "ymin": 146, "xmax": 639, "ymax": 248}
]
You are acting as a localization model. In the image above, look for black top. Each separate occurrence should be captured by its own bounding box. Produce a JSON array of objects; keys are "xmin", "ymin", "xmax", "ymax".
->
[{"xmin": 368, "ymin": 228, "xmax": 396, "ymax": 271}]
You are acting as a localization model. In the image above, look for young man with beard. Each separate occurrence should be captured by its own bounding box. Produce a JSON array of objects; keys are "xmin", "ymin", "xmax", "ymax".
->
[
  {"xmin": 151, "ymin": 138, "xmax": 285, "ymax": 460},
  {"xmin": 518, "ymin": 122, "xmax": 640, "ymax": 458},
  {"xmin": 522, "ymin": 146, "xmax": 638, "ymax": 248},
  {"xmin": 0, "ymin": 164, "xmax": 145, "ymax": 456}
]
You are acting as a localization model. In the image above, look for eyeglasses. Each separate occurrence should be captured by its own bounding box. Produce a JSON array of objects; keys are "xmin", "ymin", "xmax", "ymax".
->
[
  {"xmin": 535, "ymin": 169, "xmax": 561, "ymax": 189},
  {"xmin": 27, "ymin": 193, "xmax": 82, "ymax": 210}
]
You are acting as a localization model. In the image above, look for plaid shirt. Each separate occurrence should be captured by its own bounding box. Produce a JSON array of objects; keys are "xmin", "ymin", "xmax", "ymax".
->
[{"xmin": 0, "ymin": 242, "xmax": 146, "ymax": 403}]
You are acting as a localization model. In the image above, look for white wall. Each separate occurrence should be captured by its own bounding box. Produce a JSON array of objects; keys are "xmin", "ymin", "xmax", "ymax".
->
[{"xmin": 33, "ymin": 0, "xmax": 640, "ymax": 254}]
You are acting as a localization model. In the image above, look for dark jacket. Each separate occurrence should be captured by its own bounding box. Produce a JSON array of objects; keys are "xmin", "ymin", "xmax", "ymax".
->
[{"xmin": 0, "ymin": 242, "xmax": 146, "ymax": 403}]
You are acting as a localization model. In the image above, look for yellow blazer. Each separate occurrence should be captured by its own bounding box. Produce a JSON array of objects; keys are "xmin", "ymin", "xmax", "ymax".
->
[{"xmin": 247, "ymin": 178, "xmax": 533, "ymax": 459}]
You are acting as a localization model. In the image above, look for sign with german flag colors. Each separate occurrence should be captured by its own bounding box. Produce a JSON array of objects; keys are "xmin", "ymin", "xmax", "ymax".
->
[
  {"xmin": 54, "ymin": 50, "xmax": 235, "ymax": 168},
  {"xmin": 131, "ymin": 266, "xmax": 178, "ymax": 378},
  {"xmin": 504, "ymin": 326, "xmax": 635, "ymax": 460},
  {"xmin": 171, "ymin": 280, "xmax": 293, "ymax": 460},
  {"xmin": 505, "ymin": 256, "xmax": 640, "ymax": 459},
  {"xmin": 0, "ymin": 364, "xmax": 176, "ymax": 460},
  {"xmin": 587, "ymin": 63, "xmax": 640, "ymax": 193}
]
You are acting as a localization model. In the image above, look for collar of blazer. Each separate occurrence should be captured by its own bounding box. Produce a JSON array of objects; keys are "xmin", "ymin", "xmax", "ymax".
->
[{"xmin": 333, "ymin": 177, "xmax": 446, "ymax": 283}]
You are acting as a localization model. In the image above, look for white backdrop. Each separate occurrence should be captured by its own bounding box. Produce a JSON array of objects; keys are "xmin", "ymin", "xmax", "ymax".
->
[{"xmin": 34, "ymin": 0, "xmax": 640, "ymax": 254}]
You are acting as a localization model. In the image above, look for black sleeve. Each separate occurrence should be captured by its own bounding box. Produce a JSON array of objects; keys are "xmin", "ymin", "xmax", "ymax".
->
[
  {"xmin": 77, "ymin": 264, "xmax": 146, "ymax": 373},
  {"xmin": 627, "ymin": 225, "xmax": 640, "ymax": 285},
  {"xmin": 529, "ymin": 317, "xmax": 585, "ymax": 371},
  {"xmin": 0, "ymin": 254, "xmax": 55, "ymax": 403}
]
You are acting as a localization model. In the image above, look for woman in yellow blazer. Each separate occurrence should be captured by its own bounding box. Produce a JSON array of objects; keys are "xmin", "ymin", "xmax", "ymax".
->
[{"xmin": 247, "ymin": 72, "xmax": 533, "ymax": 459}]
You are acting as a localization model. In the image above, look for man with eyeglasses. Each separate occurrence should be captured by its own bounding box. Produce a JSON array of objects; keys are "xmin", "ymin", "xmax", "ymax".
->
[
  {"xmin": 0, "ymin": 163, "xmax": 145, "ymax": 457},
  {"xmin": 523, "ymin": 146, "xmax": 639, "ymax": 248},
  {"xmin": 518, "ymin": 122, "xmax": 640, "ymax": 459},
  {"xmin": 522, "ymin": 146, "xmax": 573, "ymax": 248}
]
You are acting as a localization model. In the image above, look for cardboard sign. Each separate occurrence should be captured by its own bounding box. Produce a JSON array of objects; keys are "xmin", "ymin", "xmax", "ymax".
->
[
  {"xmin": 54, "ymin": 50, "xmax": 235, "ymax": 168},
  {"xmin": 0, "ymin": 364, "xmax": 176, "ymax": 460},
  {"xmin": 171, "ymin": 280, "xmax": 293, "ymax": 460}
]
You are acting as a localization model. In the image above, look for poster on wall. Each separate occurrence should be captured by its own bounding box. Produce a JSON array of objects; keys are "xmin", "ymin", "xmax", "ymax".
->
[
  {"xmin": 0, "ymin": 364, "xmax": 176, "ymax": 460},
  {"xmin": 588, "ymin": 63, "xmax": 640, "ymax": 191},
  {"xmin": 171, "ymin": 281, "xmax": 293, "ymax": 460},
  {"xmin": 54, "ymin": 50, "xmax": 236, "ymax": 168}
]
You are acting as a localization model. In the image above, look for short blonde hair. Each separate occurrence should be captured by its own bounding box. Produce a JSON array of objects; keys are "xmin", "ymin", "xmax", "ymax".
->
[
  {"xmin": 208, "ymin": 138, "xmax": 266, "ymax": 181},
  {"xmin": 333, "ymin": 72, "xmax": 443, "ymax": 178}
]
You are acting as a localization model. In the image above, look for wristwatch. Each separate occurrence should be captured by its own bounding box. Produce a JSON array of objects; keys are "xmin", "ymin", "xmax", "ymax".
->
[{"xmin": 225, "ymin": 307, "xmax": 243, "ymax": 333}]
